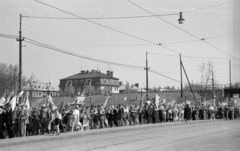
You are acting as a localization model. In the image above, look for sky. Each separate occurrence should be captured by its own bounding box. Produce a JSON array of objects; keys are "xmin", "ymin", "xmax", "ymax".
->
[{"xmin": 0, "ymin": 0, "xmax": 240, "ymax": 90}]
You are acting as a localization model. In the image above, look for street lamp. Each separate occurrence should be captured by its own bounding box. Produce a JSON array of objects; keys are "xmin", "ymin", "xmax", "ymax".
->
[{"xmin": 178, "ymin": 12, "xmax": 185, "ymax": 24}]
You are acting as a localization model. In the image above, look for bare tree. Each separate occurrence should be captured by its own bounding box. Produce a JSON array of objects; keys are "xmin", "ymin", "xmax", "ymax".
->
[
  {"xmin": 199, "ymin": 61, "xmax": 216, "ymax": 102},
  {"xmin": 0, "ymin": 63, "xmax": 39, "ymax": 97}
]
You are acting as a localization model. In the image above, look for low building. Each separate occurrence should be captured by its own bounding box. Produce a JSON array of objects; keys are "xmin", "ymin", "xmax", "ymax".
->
[
  {"xmin": 224, "ymin": 87, "xmax": 240, "ymax": 98},
  {"xmin": 24, "ymin": 82, "xmax": 59, "ymax": 98},
  {"xmin": 58, "ymin": 70, "xmax": 120, "ymax": 96}
]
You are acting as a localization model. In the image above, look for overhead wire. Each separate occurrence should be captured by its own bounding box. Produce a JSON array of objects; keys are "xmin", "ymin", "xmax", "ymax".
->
[
  {"xmin": 127, "ymin": 0, "xmax": 240, "ymax": 62},
  {"xmin": 34, "ymin": 0, "xmax": 240, "ymax": 77},
  {"xmin": 184, "ymin": 0, "xmax": 236, "ymax": 14},
  {"xmin": 22, "ymin": 12, "xmax": 178, "ymax": 20},
  {"xmin": 24, "ymin": 37, "xmax": 145, "ymax": 70},
  {"xmin": 148, "ymin": 52, "xmax": 232, "ymax": 60},
  {"xmin": 150, "ymin": 68, "xmax": 187, "ymax": 84},
  {"xmin": 23, "ymin": 1, "xmax": 236, "ymax": 20},
  {"xmin": 0, "ymin": 34, "xmax": 18, "ymax": 39}
]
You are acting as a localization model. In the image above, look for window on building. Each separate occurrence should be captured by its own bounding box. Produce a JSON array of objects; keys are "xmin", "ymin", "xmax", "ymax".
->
[{"xmin": 39, "ymin": 92, "xmax": 41, "ymax": 96}]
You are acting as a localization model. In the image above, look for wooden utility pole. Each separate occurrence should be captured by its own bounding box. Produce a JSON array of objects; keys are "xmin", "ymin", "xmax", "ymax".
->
[
  {"xmin": 180, "ymin": 54, "xmax": 183, "ymax": 98},
  {"xmin": 145, "ymin": 52, "xmax": 149, "ymax": 101},
  {"xmin": 17, "ymin": 14, "xmax": 24, "ymax": 93},
  {"xmin": 229, "ymin": 60, "xmax": 231, "ymax": 88}
]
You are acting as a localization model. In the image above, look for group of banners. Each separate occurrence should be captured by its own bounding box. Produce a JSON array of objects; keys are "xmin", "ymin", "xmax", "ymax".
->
[{"xmin": 0, "ymin": 90, "xmax": 30, "ymax": 110}]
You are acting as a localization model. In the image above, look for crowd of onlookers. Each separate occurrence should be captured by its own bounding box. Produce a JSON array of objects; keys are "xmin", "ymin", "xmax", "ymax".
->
[{"xmin": 0, "ymin": 100, "xmax": 239, "ymax": 139}]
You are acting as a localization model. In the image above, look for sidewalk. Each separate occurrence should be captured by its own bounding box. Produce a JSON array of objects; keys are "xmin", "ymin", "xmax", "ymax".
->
[{"xmin": 0, "ymin": 119, "xmax": 224, "ymax": 148}]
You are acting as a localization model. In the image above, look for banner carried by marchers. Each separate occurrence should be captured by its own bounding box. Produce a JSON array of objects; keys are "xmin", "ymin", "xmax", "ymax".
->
[
  {"xmin": 155, "ymin": 94, "xmax": 160, "ymax": 108},
  {"xmin": 103, "ymin": 96, "xmax": 109, "ymax": 108},
  {"xmin": 75, "ymin": 96, "xmax": 85, "ymax": 104}
]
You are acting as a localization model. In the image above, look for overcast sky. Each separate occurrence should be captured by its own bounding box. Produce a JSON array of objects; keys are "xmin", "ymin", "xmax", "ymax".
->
[{"xmin": 1, "ymin": 0, "xmax": 240, "ymax": 90}]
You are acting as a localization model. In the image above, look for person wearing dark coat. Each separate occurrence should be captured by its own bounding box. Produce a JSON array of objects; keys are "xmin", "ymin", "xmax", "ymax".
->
[
  {"xmin": 5, "ymin": 103, "xmax": 15, "ymax": 138},
  {"xmin": 184, "ymin": 104, "xmax": 191, "ymax": 122},
  {"xmin": 234, "ymin": 107, "xmax": 239, "ymax": 119},
  {"xmin": 112, "ymin": 106, "xmax": 119, "ymax": 127},
  {"xmin": 0, "ymin": 105, "xmax": 6, "ymax": 139},
  {"xmin": 31, "ymin": 107, "xmax": 40, "ymax": 135},
  {"xmin": 224, "ymin": 105, "xmax": 229, "ymax": 120},
  {"xmin": 147, "ymin": 103, "xmax": 154, "ymax": 123}
]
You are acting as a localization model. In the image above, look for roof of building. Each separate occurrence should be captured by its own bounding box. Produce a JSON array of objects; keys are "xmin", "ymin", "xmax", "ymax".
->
[{"xmin": 61, "ymin": 71, "xmax": 119, "ymax": 80}]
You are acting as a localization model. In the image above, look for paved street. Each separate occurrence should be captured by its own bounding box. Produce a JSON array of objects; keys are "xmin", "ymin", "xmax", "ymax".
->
[{"xmin": 1, "ymin": 120, "xmax": 240, "ymax": 151}]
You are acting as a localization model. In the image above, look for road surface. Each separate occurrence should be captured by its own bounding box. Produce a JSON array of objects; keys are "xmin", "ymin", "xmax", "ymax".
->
[{"xmin": 1, "ymin": 120, "xmax": 240, "ymax": 151}]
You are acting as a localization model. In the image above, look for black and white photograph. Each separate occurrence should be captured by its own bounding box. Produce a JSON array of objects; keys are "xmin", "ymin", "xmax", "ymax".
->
[{"xmin": 0, "ymin": 0, "xmax": 240, "ymax": 151}]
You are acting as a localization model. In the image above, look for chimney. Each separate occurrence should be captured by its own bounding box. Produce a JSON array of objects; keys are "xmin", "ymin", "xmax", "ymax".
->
[
  {"xmin": 135, "ymin": 83, "xmax": 139, "ymax": 88},
  {"xmin": 119, "ymin": 81, "xmax": 123, "ymax": 85},
  {"xmin": 110, "ymin": 71, "xmax": 113, "ymax": 77},
  {"xmin": 81, "ymin": 70, "xmax": 85, "ymax": 73},
  {"xmin": 86, "ymin": 70, "xmax": 89, "ymax": 73},
  {"xmin": 107, "ymin": 70, "xmax": 110, "ymax": 76},
  {"xmin": 92, "ymin": 70, "xmax": 95, "ymax": 72}
]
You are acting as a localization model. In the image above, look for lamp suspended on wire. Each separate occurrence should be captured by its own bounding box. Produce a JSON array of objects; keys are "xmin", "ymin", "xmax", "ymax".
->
[{"xmin": 178, "ymin": 12, "xmax": 185, "ymax": 24}]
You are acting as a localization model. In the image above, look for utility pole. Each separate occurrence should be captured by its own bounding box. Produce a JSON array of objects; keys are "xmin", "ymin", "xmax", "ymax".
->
[
  {"xmin": 180, "ymin": 54, "xmax": 183, "ymax": 99},
  {"xmin": 229, "ymin": 60, "xmax": 231, "ymax": 88},
  {"xmin": 145, "ymin": 52, "xmax": 149, "ymax": 101},
  {"xmin": 17, "ymin": 14, "xmax": 24, "ymax": 93},
  {"xmin": 212, "ymin": 70, "xmax": 214, "ymax": 101}
]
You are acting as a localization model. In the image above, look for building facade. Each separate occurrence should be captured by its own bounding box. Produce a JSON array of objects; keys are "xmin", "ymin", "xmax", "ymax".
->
[
  {"xmin": 58, "ymin": 70, "xmax": 120, "ymax": 96},
  {"xmin": 24, "ymin": 82, "xmax": 59, "ymax": 98}
]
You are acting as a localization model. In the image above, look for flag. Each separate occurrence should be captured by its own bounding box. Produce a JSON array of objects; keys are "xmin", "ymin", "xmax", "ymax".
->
[
  {"xmin": 160, "ymin": 99, "xmax": 166, "ymax": 105},
  {"xmin": 103, "ymin": 96, "xmax": 109, "ymax": 108},
  {"xmin": 70, "ymin": 86, "xmax": 74, "ymax": 98},
  {"xmin": 45, "ymin": 94, "xmax": 55, "ymax": 110},
  {"xmin": 58, "ymin": 101, "xmax": 65, "ymax": 113},
  {"xmin": 122, "ymin": 96, "xmax": 127, "ymax": 104},
  {"xmin": 80, "ymin": 87, "xmax": 86, "ymax": 97},
  {"xmin": 0, "ymin": 89, "xmax": 6, "ymax": 104},
  {"xmin": 5, "ymin": 90, "xmax": 14, "ymax": 104},
  {"xmin": 16, "ymin": 91, "xmax": 24, "ymax": 104},
  {"xmin": 155, "ymin": 94, "xmax": 160, "ymax": 108},
  {"xmin": 113, "ymin": 96, "xmax": 117, "ymax": 108},
  {"xmin": 139, "ymin": 97, "xmax": 144, "ymax": 112},
  {"xmin": 75, "ymin": 96, "xmax": 85, "ymax": 104},
  {"xmin": 24, "ymin": 93, "xmax": 30, "ymax": 109},
  {"xmin": 9, "ymin": 96, "xmax": 17, "ymax": 110},
  {"xmin": 0, "ymin": 97, "xmax": 5, "ymax": 105},
  {"xmin": 90, "ymin": 96, "xmax": 95, "ymax": 106}
]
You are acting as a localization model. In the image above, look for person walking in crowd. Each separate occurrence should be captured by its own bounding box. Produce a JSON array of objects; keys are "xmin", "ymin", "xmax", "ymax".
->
[
  {"xmin": 54, "ymin": 107, "xmax": 61, "ymax": 135},
  {"xmin": 0, "ymin": 96, "xmax": 239, "ymax": 139},
  {"xmin": 184, "ymin": 104, "xmax": 191, "ymax": 122},
  {"xmin": 31, "ymin": 107, "xmax": 40, "ymax": 135},
  {"xmin": 0, "ymin": 105, "xmax": 5, "ymax": 139}
]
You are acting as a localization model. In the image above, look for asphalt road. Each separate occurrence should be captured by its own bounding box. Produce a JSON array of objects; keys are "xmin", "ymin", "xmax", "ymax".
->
[{"xmin": 1, "ymin": 120, "xmax": 240, "ymax": 151}]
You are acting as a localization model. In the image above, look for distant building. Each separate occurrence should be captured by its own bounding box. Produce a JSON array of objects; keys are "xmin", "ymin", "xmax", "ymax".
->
[
  {"xmin": 58, "ymin": 70, "xmax": 119, "ymax": 96},
  {"xmin": 119, "ymin": 83, "xmax": 139, "ymax": 93},
  {"xmin": 24, "ymin": 82, "xmax": 59, "ymax": 98},
  {"xmin": 224, "ymin": 87, "xmax": 240, "ymax": 98}
]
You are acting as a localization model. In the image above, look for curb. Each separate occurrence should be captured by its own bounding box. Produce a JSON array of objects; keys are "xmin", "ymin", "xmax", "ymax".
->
[{"xmin": 0, "ymin": 119, "xmax": 234, "ymax": 148}]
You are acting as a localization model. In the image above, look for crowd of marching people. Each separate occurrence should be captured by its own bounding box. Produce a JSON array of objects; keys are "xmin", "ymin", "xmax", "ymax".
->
[{"xmin": 0, "ymin": 97, "xmax": 239, "ymax": 139}]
